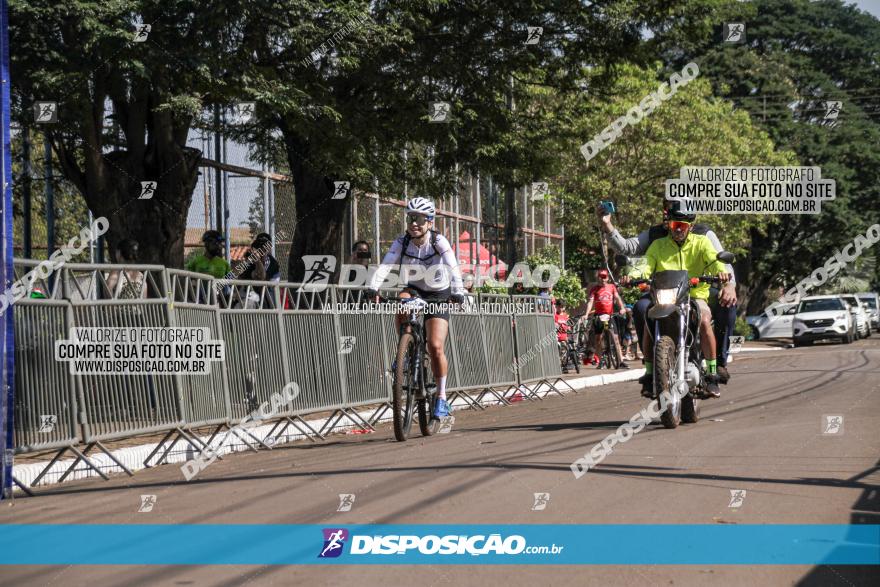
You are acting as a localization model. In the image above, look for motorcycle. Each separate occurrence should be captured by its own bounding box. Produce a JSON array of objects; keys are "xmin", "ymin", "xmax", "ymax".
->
[{"xmin": 629, "ymin": 251, "xmax": 735, "ymax": 429}]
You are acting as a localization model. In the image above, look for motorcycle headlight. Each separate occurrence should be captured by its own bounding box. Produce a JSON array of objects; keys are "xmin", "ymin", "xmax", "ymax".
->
[{"xmin": 655, "ymin": 288, "xmax": 677, "ymax": 305}]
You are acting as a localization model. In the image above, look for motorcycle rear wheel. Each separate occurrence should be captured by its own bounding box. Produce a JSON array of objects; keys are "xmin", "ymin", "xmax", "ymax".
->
[{"xmin": 682, "ymin": 393, "xmax": 700, "ymax": 423}]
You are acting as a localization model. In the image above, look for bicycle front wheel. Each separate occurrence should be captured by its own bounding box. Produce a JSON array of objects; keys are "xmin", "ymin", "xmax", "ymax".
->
[
  {"xmin": 418, "ymin": 394, "xmax": 438, "ymax": 437},
  {"xmin": 393, "ymin": 332, "xmax": 418, "ymax": 441},
  {"xmin": 568, "ymin": 343, "xmax": 580, "ymax": 373}
]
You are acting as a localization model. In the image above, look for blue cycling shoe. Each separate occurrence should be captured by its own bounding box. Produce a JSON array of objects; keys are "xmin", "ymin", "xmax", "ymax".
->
[{"xmin": 432, "ymin": 398, "xmax": 451, "ymax": 420}]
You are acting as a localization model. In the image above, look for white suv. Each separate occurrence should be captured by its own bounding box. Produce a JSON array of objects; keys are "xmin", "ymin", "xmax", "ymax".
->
[
  {"xmin": 857, "ymin": 293, "xmax": 879, "ymax": 330},
  {"xmin": 746, "ymin": 302, "xmax": 797, "ymax": 339},
  {"xmin": 841, "ymin": 294, "xmax": 871, "ymax": 339},
  {"xmin": 792, "ymin": 295, "xmax": 855, "ymax": 347}
]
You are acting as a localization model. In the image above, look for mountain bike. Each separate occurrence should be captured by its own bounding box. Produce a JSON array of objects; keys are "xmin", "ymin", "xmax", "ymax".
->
[
  {"xmin": 382, "ymin": 295, "xmax": 448, "ymax": 441},
  {"xmin": 593, "ymin": 313, "xmax": 622, "ymax": 369},
  {"xmin": 558, "ymin": 339, "xmax": 581, "ymax": 373}
]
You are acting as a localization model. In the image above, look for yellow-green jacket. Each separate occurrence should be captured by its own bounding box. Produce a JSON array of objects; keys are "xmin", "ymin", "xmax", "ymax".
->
[{"xmin": 640, "ymin": 233, "xmax": 725, "ymax": 301}]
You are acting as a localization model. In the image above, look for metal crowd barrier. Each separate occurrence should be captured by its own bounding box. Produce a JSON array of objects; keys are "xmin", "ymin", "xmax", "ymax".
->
[
  {"xmin": 167, "ymin": 269, "xmax": 230, "ymax": 430},
  {"xmin": 512, "ymin": 295, "xmax": 571, "ymax": 399},
  {"xmin": 13, "ymin": 299, "xmax": 79, "ymax": 454},
  {"xmin": 10, "ymin": 259, "xmax": 562, "ymax": 491},
  {"xmin": 62, "ymin": 263, "xmax": 180, "ymax": 476},
  {"xmin": 335, "ymin": 287, "xmax": 394, "ymax": 427},
  {"xmin": 448, "ymin": 294, "xmax": 519, "ymax": 407}
]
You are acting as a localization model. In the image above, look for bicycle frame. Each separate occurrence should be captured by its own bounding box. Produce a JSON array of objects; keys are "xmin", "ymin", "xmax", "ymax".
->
[{"xmin": 399, "ymin": 309, "xmax": 428, "ymax": 393}]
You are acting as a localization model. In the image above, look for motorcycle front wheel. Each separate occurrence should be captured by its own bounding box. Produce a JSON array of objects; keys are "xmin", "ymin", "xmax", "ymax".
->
[{"xmin": 655, "ymin": 335, "xmax": 681, "ymax": 429}]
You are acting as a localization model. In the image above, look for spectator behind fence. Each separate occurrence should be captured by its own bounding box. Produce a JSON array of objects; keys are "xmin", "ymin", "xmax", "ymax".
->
[
  {"xmin": 237, "ymin": 233, "xmax": 280, "ymax": 308},
  {"xmin": 461, "ymin": 273, "xmax": 477, "ymax": 309},
  {"xmin": 186, "ymin": 230, "xmax": 232, "ymax": 279},
  {"xmin": 349, "ymin": 240, "xmax": 372, "ymax": 268},
  {"xmin": 239, "ymin": 233, "xmax": 281, "ymax": 282},
  {"xmin": 105, "ymin": 239, "xmax": 145, "ymax": 299},
  {"xmin": 345, "ymin": 240, "xmax": 373, "ymax": 293}
]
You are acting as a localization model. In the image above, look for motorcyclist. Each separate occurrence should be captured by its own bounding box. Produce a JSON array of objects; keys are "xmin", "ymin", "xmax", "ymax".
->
[
  {"xmin": 597, "ymin": 200, "xmax": 738, "ymax": 384},
  {"xmin": 635, "ymin": 206, "xmax": 730, "ymax": 399}
]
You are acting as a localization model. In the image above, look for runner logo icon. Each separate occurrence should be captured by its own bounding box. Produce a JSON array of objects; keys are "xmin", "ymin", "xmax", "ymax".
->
[{"xmin": 319, "ymin": 528, "xmax": 349, "ymax": 558}]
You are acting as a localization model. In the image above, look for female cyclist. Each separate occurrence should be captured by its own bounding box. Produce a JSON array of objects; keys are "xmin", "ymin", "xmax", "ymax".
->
[{"xmin": 367, "ymin": 197, "xmax": 465, "ymax": 419}]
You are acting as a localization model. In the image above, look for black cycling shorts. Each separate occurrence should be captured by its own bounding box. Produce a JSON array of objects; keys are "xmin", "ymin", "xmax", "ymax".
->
[{"xmin": 402, "ymin": 285, "xmax": 451, "ymax": 321}]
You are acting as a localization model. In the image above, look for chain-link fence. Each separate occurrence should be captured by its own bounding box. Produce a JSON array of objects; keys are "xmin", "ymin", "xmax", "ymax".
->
[
  {"xmin": 12, "ymin": 125, "xmax": 96, "ymax": 262},
  {"xmin": 345, "ymin": 174, "xmax": 564, "ymax": 283},
  {"xmin": 184, "ymin": 120, "xmax": 294, "ymax": 280},
  {"xmin": 13, "ymin": 121, "xmax": 561, "ymax": 285}
]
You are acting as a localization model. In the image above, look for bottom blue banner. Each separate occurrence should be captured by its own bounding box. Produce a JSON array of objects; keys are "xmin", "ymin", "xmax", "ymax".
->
[{"xmin": 0, "ymin": 524, "xmax": 877, "ymax": 565}]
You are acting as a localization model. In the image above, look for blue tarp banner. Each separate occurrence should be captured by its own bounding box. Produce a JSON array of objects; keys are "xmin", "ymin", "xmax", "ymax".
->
[
  {"xmin": 0, "ymin": 525, "xmax": 877, "ymax": 565},
  {"xmin": 0, "ymin": 0, "xmax": 14, "ymax": 501}
]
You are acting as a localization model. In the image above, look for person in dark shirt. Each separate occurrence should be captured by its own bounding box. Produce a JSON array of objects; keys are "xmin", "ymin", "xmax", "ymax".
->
[{"xmin": 239, "ymin": 233, "xmax": 280, "ymax": 282}]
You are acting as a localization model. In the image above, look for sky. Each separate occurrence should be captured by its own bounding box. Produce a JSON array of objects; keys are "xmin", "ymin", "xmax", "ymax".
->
[{"xmin": 853, "ymin": 0, "xmax": 880, "ymax": 18}]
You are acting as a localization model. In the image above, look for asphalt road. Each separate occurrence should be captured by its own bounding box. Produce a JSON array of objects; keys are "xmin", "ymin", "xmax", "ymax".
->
[{"xmin": 3, "ymin": 338, "xmax": 879, "ymax": 586}]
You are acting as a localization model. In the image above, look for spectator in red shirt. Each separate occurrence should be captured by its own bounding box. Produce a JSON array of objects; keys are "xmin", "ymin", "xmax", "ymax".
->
[
  {"xmin": 583, "ymin": 268, "xmax": 629, "ymax": 369},
  {"xmin": 555, "ymin": 301, "xmax": 570, "ymax": 342}
]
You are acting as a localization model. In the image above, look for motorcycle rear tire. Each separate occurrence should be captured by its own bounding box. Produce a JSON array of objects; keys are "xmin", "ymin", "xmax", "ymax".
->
[{"xmin": 682, "ymin": 394, "xmax": 700, "ymax": 423}]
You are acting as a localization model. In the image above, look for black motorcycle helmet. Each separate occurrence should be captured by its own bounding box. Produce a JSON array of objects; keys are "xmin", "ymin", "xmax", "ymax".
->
[{"xmin": 665, "ymin": 199, "xmax": 697, "ymax": 223}]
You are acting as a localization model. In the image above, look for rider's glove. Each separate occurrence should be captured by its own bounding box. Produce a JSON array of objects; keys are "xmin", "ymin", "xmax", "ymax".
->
[{"xmin": 450, "ymin": 293, "xmax": 466, "ymax": 305}]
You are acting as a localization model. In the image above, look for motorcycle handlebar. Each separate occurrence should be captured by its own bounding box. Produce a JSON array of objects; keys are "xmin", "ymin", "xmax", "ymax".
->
[
  {"xmin": 690, "ymin": 276, "xmax": 724, "ymax": 286},
  {"xmin": 623, "ymin": 276, "xmax": 725, "ymax": 289}
]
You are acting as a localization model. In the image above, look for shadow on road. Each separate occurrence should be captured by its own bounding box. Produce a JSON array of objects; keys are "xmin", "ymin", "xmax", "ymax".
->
[{"xmin": 795, "ymin": 459, "xmax": 880, "ymax": 586}]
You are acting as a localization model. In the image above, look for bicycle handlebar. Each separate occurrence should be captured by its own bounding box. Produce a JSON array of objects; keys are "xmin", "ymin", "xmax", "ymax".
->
[{"xmin": 371, "ymin": 292, "xmax": 461, "ymax": 306}]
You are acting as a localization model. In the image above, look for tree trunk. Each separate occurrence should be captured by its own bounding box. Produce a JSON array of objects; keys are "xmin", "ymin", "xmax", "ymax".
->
[
  {"xmin": 504, "ymin": 184, "xmax": 518, "ymax": 268},
  {"xmin": 740, "ymin": 226, "xmax": 776, "ymax": 315},
  {"xmin": 284, "ymin": 144, "xmax": 349, "ymax": 282},
  {"xmin": 79, "ymin": 146, "xmax": 202, "ymax": 267}
]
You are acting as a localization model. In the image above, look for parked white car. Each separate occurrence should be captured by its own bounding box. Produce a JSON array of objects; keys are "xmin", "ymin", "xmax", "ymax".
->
[
  {"xmin": 857, "ymin": 292, "xmax": 879, "ymax": 330},
  {"xmin": 792, "ymin": 295, "xmax": 856, "ymax": 347},
  {"xmin": 841, "ymin": 294, "xmax": 871, "ymax": 338},
  {"xmin": 746, "ymin": 302, "xmax": 797, "ymax": 339}
]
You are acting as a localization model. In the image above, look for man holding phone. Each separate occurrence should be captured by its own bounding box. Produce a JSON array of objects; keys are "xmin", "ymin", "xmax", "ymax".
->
[{"xmin": 596, "ymin": 200, "xmax": 738, "ymax": 385}]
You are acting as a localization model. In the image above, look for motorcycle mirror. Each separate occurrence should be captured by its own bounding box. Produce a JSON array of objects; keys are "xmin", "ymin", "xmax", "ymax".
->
[{"xmin": 716, "ymin": 251, "xmax": 735, "ymax": 263}]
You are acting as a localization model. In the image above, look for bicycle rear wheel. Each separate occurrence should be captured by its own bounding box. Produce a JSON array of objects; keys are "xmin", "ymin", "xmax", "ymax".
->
[
  {"xmin": 393, "ymin": 332, "xmax": 418, "ymax": 441},
  {"xmin": 607, "ymin": 327, "xmax": 621, "ymax": 369},
  {"xmin": 601, "ymin": 329, "xmax": 613, "ymax": 369}
]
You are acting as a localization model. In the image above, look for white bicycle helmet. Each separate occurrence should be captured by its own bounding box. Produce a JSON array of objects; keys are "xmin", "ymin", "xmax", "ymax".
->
[{"xmin": 406, "ymin": 197, "xmax": 435, "ymax": 218}]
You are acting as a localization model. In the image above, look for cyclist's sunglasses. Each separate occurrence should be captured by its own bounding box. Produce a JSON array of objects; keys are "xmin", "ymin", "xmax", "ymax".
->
[
  {"xmin": 407, "ymin": 213, "xmax": 431, "ymax": 225},
  {"xmin": 669, "ymin": 220, "xmax": 692, "ymax": 231}
]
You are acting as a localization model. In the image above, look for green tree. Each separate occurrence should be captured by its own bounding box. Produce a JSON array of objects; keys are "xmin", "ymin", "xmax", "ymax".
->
[
  {"xmin": 548, "ymin": 62, "xmax": 794, "ymax": 276},
  {"xmin": 9, "ymin": 0, "xmax": 255, "ymax": 265},
  {"xmin": 653, "ymin": 0, "xmax": 880, "ymax": 311},
  {"xmin": 237, "ymin": 0, "xmax": 725, "ymax": 280},
  {"xmin": 521, "ymin": 245, "xmax": 585, "ymax": 309},
  {"xmin": 12, "ymin": 130, "xmax": 92, "ymax": 260}
]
